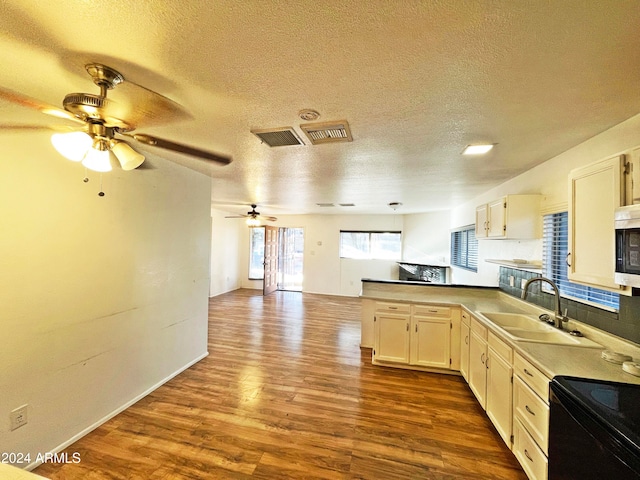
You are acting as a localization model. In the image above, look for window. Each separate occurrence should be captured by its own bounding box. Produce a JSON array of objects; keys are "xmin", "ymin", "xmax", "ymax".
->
[
  {"xmin": 543, "ymin": 212, "xmax": 619, "ymax": 310},
  {"xmin": 451, "ymin": 225, "xmax": 478, "ymax": 272},
  {"xmin": 249, "ymin": 227, "xmax": 265, "ymax": 279},
  {"xmin": 339, "ymin": 231, "xmax": 401, "ymax": 260}
]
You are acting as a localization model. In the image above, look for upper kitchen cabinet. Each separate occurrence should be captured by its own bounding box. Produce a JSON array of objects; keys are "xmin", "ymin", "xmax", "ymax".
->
[
  {"xmin": 475, "ymin": 195, "xmax": 542, "ymax": 239},
  {"xmin": 568, "ymin": 154, "xmax": 627, "ymax": 291}
]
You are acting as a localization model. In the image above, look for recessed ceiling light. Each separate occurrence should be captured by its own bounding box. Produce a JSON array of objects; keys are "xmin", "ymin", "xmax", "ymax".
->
[{"xmin": 462, "ymin": 144, "xmax": 495, "ymax": 155}]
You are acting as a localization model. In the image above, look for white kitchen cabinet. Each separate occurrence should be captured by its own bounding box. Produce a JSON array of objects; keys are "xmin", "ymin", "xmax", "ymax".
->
[
  {"xmin": 468, "ymin": 317, "xmax": 488, "ymax": 409},
  {"xmin": 513, "ymin": 353, "xmax": 551, "ymax": 480},
  {"xmin": 373, "ymin": 302, "xmax": 457, "ymax": 371},
  {"xmin": 459, "ymin": 311, "xmax": 471, "ymax": 381},
  {"xmin": 476, "ymin": 195, "xmax": 542, "ymax": 239},
  {"xmin": 373, "ymin": 311, "xmax": 411, "ymax": 363},
  {"xmin": 568, "ymin": 154, "xmax": 626, "ymax": 291},
  {"xmin": 486, "ymin": 332, "xmax": 513, "ymax": 448},
  {"xmin": 360, "ymin": 298, "xmax": 375, "ymax": 348},
  {"xmin": 411, "ymin": 305, "xmax": 451, "ymax": 369}
]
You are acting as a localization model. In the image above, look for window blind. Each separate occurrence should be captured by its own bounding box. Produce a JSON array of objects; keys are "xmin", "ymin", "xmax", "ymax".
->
[{"xmin": 451, "ymin": 226, "xmax": 478, "ymax": 272}]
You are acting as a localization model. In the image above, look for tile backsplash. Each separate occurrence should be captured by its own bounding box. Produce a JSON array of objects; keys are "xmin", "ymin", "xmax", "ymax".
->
[{"xmin": 498, "ymin": 266, "xmax": 640, "ymax": 344}]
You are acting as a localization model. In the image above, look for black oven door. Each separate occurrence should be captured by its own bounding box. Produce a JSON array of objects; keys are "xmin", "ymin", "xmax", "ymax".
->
[{"xmin": 549, "ymin": 377, "xmax": 640, "ymax": 480}]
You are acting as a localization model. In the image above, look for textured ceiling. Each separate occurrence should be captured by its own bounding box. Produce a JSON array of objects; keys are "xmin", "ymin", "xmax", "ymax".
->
[{"xmin": 2, "ymin": 1, "xmax": 640, "ymax": 216}]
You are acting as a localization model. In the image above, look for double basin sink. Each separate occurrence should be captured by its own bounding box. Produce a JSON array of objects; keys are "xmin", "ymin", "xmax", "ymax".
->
[{"xmin": 477, "ymin": 312, "xmax": 602, "ymax": 348}]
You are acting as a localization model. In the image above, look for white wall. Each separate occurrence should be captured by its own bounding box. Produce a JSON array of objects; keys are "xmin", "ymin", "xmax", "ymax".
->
[
  {"xmin": 450, "ymin": 112, "xmax": 640, "ymax": 285},
  {"xmin": 209, "ymin": 208, "xmax": 243, "ymax": 296},
  {"xmin": 0, "ymin": 133, "xmax": 211, "ymax": 466},
  {"xmin": 402, "ymin": 211, "xmax": 451, "ymax": 265},
  {"xmin": 239, "ymin": 214, "xmax": 404, "ymax": 296}
]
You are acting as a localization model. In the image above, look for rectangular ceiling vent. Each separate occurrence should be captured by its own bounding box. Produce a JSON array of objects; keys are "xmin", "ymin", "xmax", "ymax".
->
[
  {"xmin": 300, "ymin": 120, "xmax": 353, "ymax": 145},
  {"xmin": 251, "ymin": 127, "xmax": 304, "ymax": 147}
]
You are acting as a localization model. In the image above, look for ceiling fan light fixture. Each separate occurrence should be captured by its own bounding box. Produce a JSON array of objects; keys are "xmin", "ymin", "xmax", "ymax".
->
[
  {"xmin": 51, "ymin": 131, "xmax": 92, "ymax": 162},
  {"xmin": 462, "ymin": 144, "xmax": 495, "ymax": 155},
  {"xmin": 82, "ymin": 139, "xmax": 113, "ymax": 172},
  {"xmin": 111, "ymin": 140, "xmax": 145, "ymax": 171},
  {"xmin": 246, "ymin": 217, "xmax": 261, "ymax": 227}
]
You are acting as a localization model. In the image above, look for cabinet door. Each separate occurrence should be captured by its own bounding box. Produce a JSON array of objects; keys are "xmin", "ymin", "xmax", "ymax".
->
[
  {"xmin": 486, "ymin": 346, "xmax": 513, "ymax": 447},
  {"xmin": 459, "ymin": 321, "xmax": 470, "ymax": 381},
  {"xmin": 468, "ymin": 330, "xmax": 488, "ymax": 409},
  {"xmin": 475, "ymin": 204, "xmax": 488, "ymax": 238},
  {"xmin": 568, "ymin": 155, "xmax": 625, "ymax": 290},
  {"xmin": 373, "ymin": 313, "xmax": 410, "ymax": 363},
  {"xmin": 487, "ymin": 197, "xmax": 506, "ymax": 237},
  {"xmin": 410, "ymin": 316, "xmax": 450, "ymax": 369}
]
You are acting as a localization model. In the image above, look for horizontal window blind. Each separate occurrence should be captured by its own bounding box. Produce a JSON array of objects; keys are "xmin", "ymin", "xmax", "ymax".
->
[
  {"xmin": 451, "ymin": 226, "xmax": 478, "ymax": 272},
  {"xmin": 542, "ymin": 212, "xmax": 619, "ymax": 310}
]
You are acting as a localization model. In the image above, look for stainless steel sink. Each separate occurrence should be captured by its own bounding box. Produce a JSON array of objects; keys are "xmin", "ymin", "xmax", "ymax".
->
[{"xmin": 478, "ymin": 312, "xmax": 602, "ymax": 348}]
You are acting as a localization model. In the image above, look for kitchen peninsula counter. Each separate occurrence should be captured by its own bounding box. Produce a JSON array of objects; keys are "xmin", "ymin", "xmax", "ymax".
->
[{"xmin": 360, "ymin": 278, "xmax": 640, "ymax": 386}]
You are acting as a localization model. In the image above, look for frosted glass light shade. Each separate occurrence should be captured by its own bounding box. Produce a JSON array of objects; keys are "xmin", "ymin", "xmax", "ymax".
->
[
  {"xmin": 111, "ymin": 141, "xmax": 145, "ymax": 170},
  {"xmin": 51, "ymin": 131, "xmax": 92, "ymax": 161},
  {"xmin": 82, "ymin": 147, "xmax": 113, "ymax": 172},
  {"xmin": 246, "ymin": 217, "xmax": 261, "ymax": 227}
]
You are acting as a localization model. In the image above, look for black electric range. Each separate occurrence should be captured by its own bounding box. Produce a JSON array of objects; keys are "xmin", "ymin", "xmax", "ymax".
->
[{"xmin": 549, "ymin": 376, "xmax": 640, "ymax": 479}]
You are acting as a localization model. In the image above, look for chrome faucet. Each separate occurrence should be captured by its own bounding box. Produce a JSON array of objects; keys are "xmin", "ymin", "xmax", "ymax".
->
[{"xmin": 521, "ymin": 277, "xmax": 568, "ymax": 330}]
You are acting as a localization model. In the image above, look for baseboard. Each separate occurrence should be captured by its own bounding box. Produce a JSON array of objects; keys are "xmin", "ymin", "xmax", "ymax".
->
[
  {"xmin": 26, "ymin": 351, "xmax": 209, "ymax": 471},
  {"xmin": 209, "ymin": 286, "xmax": 241, "ymax": 297}
]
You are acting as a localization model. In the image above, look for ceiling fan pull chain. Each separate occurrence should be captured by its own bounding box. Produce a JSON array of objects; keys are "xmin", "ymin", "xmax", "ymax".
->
[{"xmin": 98, "ymin": 173, "xmax": 105, "ymax": 197}]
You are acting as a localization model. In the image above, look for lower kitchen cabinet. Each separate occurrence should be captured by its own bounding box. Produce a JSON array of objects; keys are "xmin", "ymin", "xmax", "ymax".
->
[
  {"xmin": 486, "ymin": 332, "xmax": 513, "ymax": 448},
  {"xmin": 468, "ymin": 317, "xmax": 488, "ymax": 409},
  {"xmin": 373, "ymin": 302, "xmax": 457, "ymax": 371},
  {"xmin": 373, "ymin": 305, "xmax": 411, "ymax": 363},
  {"xmin": 459, "ymin": 311, "xmax": 471, "ymax": 381}
]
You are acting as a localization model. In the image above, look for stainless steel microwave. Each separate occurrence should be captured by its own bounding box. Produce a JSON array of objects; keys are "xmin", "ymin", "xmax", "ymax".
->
[{"xmin": 615, "ymin": 204, "xmax": 640, "ymax": 287}]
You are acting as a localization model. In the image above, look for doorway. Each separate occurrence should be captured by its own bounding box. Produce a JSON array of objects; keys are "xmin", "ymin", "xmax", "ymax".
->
[{"xmin": 277, "ymin": 227, "xmax": 304, "ymax": 291}]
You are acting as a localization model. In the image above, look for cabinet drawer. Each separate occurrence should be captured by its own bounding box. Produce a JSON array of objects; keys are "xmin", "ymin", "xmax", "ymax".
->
[
  {"xmin": 514, "ymin": 353, "xmax": 550, "ymax": 402},
  {"xmin": 412, "ymin": 304, "xmax": 451, "ymax": 317},
  {"xmin": 470, "ymin": 317, "xmax": 488, "ymax": 340},
  {"xmin": 514, "ymin": 376, "xmax": 550, "ymax": 454},
  {"xmin": 513, "ymin": 417, "xmax": 548, "ymax": 480},
  {"xmin": 375, "ymin": 302, "xmax": 411, "ymax": 314},
  {"xmin": 488, "ymin": 331, "xmax": 512, "ymax": 363},
  {"xmin": 461, "ymin": 310, "xmax": 471, "ymax": 326}
]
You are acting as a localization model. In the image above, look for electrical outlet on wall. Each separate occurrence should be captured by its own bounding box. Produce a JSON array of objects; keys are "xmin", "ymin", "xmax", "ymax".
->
[{"xmin": 10, "ymin": 405, "xmax": 28, "ymax": 430}]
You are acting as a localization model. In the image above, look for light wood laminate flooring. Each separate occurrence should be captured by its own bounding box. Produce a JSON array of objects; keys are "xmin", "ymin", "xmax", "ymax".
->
[{"xmin": 35, "ymin": 289, "xmax": 526, "ymax": 479}]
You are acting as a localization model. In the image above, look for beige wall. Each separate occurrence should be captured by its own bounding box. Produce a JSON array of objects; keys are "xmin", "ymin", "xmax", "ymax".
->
[
  {"xmin": 209, "ymin": 208, "xmax": 243, "ymax": 296},
  {"xmin": 450, "ymin": 112, "xmax": 640, "ymax": 285},
  {"xmin": 0, "ymin": 133, "xmax": 211, "ymax": 467}
]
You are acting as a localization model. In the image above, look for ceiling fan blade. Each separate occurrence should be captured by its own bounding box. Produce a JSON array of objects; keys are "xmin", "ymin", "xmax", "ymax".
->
[
  {"xmin": 0, "ymin": 87, "xmax": 83, "ymax": 124},
  {"xmin": 0, "ymin": 123, "xmax": 78, "ymax": 132},
  {"xmin": 264, "ymin": 216, "xmax": 278, "ymax": 222},
  {"xmin": 129, "ymin": 133, "xmax": 232, "ymax": 165},
  {"xmin": 224, "ymin": 215, "xmax": 248, "ymax": 219}
]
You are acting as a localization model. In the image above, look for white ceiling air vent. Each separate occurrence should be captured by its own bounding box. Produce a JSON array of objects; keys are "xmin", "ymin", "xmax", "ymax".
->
[
  {"xmin": 300, "ymin": 120, "xmax": 353, "ymax": 145},
  {"xmin": 251, "ymin": 127, "xmax": 305, "ymax": 147}
]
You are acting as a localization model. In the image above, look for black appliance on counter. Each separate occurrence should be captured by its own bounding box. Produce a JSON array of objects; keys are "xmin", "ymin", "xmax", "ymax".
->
[{"xmin": 549, "ymin": 376, "xmax": 640, "ymax": 479}]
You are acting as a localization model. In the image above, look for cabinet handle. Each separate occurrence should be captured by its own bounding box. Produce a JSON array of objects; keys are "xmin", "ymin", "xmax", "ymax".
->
[
  {"xmin": 415, "ymin": 324, "xmax": 418, "ymax": 333},
  {"xmin": 428, "ymin": 309, "xmax": 438, "ymax": 313},
  {"xmin": 524, "ymin": 368, "xmax": 534, "ymax": 377},
  {"xmin": 389, "ymin": 306, "xmax": 398, "ymax": 310},
  {"xmin": 524, "ymin": 449, "xmax": 533, "ymax": 462},
  {"xmin": 486, "ymin": 357, "xmax": 490, "ymax": 369},
  {"xmin": 525, "ymin": 405, "xmax": 536, "ymax": 416},
  {"xmin": 406, "ymin": 323, "xmax": 409, "ymax": 331},
  {"xmin": 481, "ymin": 353, "xmax": 485, "ymax": 364},
  {"xmin": 465, "ymin": 335, "xmax": 469, "ymax": 345},
  {"xmin": 566, "ymin": 253, "xmax": 571, "ymax": 267}
]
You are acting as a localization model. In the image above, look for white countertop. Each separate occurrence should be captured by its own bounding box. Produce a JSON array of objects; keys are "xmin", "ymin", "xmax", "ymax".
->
[{"xmin": 361, "ymin": 281, "xmax": 640, "ymax": 386}]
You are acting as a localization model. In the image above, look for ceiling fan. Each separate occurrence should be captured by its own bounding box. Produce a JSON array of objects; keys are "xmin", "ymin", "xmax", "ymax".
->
[
  {"xmin": 0, "ymin": 63, "xmax": 232, "ymax": 172},
  {"xmin": 225, "ymin": 204, "xmax": 277, "ymax": 226}
]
